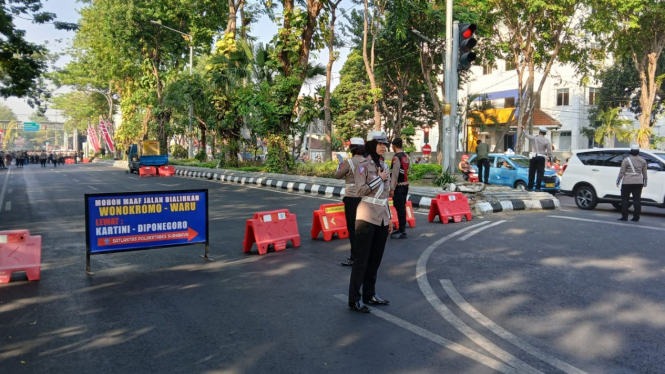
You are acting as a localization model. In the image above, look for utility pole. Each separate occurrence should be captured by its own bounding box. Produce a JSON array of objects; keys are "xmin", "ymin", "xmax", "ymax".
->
[
  {"xmin": 451, "ymin": 21, "xmax": 460, "ymax": 164},
  {"xmin": 443, "ymin": 0, "xmax": 453, "ymax": 172}
]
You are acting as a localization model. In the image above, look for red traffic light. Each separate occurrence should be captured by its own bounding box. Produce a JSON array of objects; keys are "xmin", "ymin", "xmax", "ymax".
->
[
  {"xmin": 424, "ymin": 126, "xmax": 429, "ymax": 133},
  {"xmin": 462, "ymin": 24, "xmax": 476, "ymax": 39}
]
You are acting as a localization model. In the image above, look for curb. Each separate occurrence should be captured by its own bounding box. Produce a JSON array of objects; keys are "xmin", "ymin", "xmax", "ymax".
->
[
  {"xmin": 172, "ymin": 168, "xmax": 434, "ymax": 208},
  {"xmin": 91, "ymin": 160, "xmax": 559, "ymax": 213}
]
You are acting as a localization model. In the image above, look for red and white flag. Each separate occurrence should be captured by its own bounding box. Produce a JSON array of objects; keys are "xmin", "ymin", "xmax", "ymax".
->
[
  {"xmin": 87, "ymin": 125, "xmax": 100, "ymax": 152},
  {"xmin": 98, "ymin": 119, "xmax": 115, "ymax": 152}
]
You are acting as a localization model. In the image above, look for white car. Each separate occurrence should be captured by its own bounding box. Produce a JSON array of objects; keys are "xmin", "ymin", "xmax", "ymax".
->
[{"xmin": 560, "ymin": 148, "xmax": 665, "ymax": 210}]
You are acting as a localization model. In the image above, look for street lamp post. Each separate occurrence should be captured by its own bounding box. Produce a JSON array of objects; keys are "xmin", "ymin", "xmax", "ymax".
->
[{"xmin": 150, "ymin": 20, "xmax": 194, "ymax": 159}]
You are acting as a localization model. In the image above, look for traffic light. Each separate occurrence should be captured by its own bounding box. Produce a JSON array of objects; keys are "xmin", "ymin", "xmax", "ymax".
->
[
  {"xmin": 423, "ymin": 126, "xmax": 430, "ymax": 144},
  {"xmin": 458, "ymin": 23, "xmax": 477, "ymax": 70}
]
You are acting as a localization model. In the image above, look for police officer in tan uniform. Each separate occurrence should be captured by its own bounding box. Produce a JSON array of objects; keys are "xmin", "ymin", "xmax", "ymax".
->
[
  {"xmin": 348, "ymin": 131, "xmax": 392, "ymax": 313},
  {"xmin": 335, "ymin": 137, "xmax": 366, "ymax": 266},
  {"xmin": 389, "ymin": 137, "xmax": 409, "ymax": 239},
  {"xmin": 617, "ymin": 144, "xmax": 648, "ymax": 222}
]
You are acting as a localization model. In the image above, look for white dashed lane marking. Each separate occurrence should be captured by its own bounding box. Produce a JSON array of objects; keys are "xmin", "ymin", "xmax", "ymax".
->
[
  {"xmin": 5, "ymin": 201, "xmax": 10, "ymax": 211},
  {"xmin": 88, "ymin": 186, "xmax": 98, "ymax": 190}
]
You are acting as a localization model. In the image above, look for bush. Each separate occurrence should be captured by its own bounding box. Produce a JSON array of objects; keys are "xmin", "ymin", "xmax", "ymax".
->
[
  {"xmin": 434, "ymin": 171, "xmax": 459, "ymax": 186},
  {"xmin": 171, "ymin": 144, "xmax": 188, "ymax": 159},
  {"xmin": 294, "ymin": 160, "xmax": 339, "ymax": 178},
  {"xmin": 409, "ymin": 163, "xmax": 442, "ymax": 181},
  {"xmin": 194, "ymin": 150, "xmax": 207, "ymax": 162}
]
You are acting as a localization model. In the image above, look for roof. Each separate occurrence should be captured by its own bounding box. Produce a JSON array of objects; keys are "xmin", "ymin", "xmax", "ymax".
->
[{"xmin": 468, "ymin": 108, "xmax": 562, "ymax": 129}]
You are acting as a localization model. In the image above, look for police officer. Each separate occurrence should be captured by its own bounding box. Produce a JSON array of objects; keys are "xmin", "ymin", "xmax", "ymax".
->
[
  {"xmin": 389, "ymin": 137, "xmax": 409, "ymax": 239},
  {"xmin": 617, "ymin": 144, "xmax": 648, "ymax": 222},
  {"xmin": 39, "ymin": 150, "xmax": 47, "ymax": 167},
  {"xmin": 335, "ymin": 138, "xmax": 366, "ymax": 267},
  {"xmin": 0, "ymin": 151, "xmax": 5, "ymax": 169},
  {"xmin": 49, "ymin": 151, "xmax": 57, "ymax": 167},
  {"xmin": 348, "ymin": 130, "xmax": 392, "ymax": 313},
  {"xmin": 523, "ymin": 126, "xmax": 552, "ymax": 192}
]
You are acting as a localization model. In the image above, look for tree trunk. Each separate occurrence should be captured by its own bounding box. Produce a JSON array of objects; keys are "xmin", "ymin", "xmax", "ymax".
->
[
  {"xmin": 362, "ymin": 0, "xmax": 382, "ymax": 130},
  {"xmin": 323, "ymin": 0, "xmax": 341, "ymax": 161}
]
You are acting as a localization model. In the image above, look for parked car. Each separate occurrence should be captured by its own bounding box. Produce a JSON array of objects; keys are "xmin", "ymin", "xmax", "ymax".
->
[
  {"xmin": 468, "ymin": 153, "xmax": 561, "ymax": 193},
  {"xmin": 560, "ymin": 148, "xmax": 665, "ymax": 210}
]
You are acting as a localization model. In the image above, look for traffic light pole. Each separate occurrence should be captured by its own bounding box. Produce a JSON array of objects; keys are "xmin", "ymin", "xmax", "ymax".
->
[
  {"xmin": 451, "ymin": 21, "xmax": 460, "ymax": 164},
  {"xmin": 443, "ymin": 0, "xmax": 453, "ymax": 173}
]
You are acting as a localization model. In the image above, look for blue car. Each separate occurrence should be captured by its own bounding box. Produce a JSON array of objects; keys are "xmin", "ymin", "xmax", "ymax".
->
[{"xmin": 468, "ymin": 153, "xmax": 561, "ymax": 193}]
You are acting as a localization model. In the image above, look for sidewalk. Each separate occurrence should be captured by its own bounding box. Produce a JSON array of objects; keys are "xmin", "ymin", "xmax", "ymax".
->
[{"xmin": 93, "ymin": 159, "xmax": 560, "ymax": 215}]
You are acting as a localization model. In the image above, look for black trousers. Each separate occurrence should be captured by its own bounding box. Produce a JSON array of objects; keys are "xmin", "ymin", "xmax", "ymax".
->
[
  {"xmin": 343, "ymin": 196, "xmax": 361, "ymax": 261},
  {"xmin": 349, "ymin": 220, "xmax": 389, "ymax": 302},
  {"xmin": 0, "ymin": 158, "xmax": 4, "ymax": 168},
  {"xmin": 40, "ymin": 159, "xmax": 46, "ymax": 167},
  {"xmin": 477, "ymin": 158, "xmax": 490, "ymax": 184},
  {"xmin": 621, "ymin": 184, "xmax": 643, "ymax": 219},
  {"xmin": 528, "ymin": 156, "xmax": 546, "ymax": 190},
  {"xmin": 394, "ymin": 185, "xmax": 408, "ymax": 233}
]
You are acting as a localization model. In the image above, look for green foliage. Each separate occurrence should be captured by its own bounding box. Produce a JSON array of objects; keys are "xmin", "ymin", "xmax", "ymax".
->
[
  {"xmin": 409, "ymin": 163, "xmax": 442, "ymax": 181},
  {"xmin": 0, "ymin": 103, "xmax": 17, "ymax": 121},
  {"xmin": 434, "ymin": 171, "xmax": 459, "ymax": 187},
  {"xmin": 293, "ymin": 160, "xmax": 339, "ymax": 178},
  {"xmin": 0, "ymin": 0, "xmax": 75, "ymax": 106},
  {"xmin": 194, "ymin": 150, "xmax": 207, "ymax": 162},
  {"xmin": 171, "ymin": 144, "xmax": 188, "ymax": 159},
  {"xmin": 265, "ymin": 135, "xmax": 294, "ymax": 173}
]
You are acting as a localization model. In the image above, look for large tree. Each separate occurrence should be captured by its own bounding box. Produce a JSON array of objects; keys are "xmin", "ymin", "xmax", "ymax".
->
[
  {"xmin": 586, "ymin": 0, "xmax": 665, "ymax": 147},
  {"xmin": 0, "ymin": 0, "xmax": 76, "ymax": 106},
  {"xmin": 482, "ymin": 0, "xmax": 591, "ymax": 152}
]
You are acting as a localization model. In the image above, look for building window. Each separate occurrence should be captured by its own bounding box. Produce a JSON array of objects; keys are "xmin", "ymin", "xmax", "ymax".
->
[
  {"xmin": 557, "ymin": 89, "xmax": 570, "ymax": 106},
  {"xmin": 559, "ymin": 131, "xmax": 571, "ymax": 151},
  {"xmin": 483, "ymin": 64, "xmax": 493, "ymax": 75},
  {"xmin": 505, "ymin": 60, "xmax": 515, "ymax": 71},
  {"xmin": 504, "ymin": 97, "xmax": 515, "ymax": 108},
  {"xmin": 588, "ymin": 87, "xmax": 599, "ymax": 105}
]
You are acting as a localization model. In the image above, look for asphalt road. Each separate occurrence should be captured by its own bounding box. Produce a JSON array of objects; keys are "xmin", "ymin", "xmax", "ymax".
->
[{"xmin": 1, "ymin": 162, "xmax": 664, "ymax": 374}]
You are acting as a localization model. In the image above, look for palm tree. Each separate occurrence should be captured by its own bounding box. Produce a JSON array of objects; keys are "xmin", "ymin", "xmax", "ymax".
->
[{"xmin": 594, "ymin": 107, "xmax": 631, "ymax": 148}]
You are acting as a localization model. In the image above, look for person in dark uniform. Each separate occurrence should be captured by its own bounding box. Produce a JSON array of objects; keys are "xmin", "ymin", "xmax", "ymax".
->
[
  {"xmin": 617, "ymin": 144, "xmax": 648, "ymax": 222},
  {"xmin": 39, "ymin": 150, "xmax": 47, "ymax": 167},
  {"xmin": 335, "ymin": 137, "xmax": 366, "ymax": 267},
  {"xmin": 49, "ymin": 151, "xmax": 57, "ymax": 167},
  {"xmin": 348, "ymin": 130, "xmax": 392, "ymax": 313},
  {"xmin": 0, "ymin": 151, "xmax": 5, "ymax": 169},
  {"xmin": 389, "ymin": 137, "xmax": 409, "ymax": 239},
  {"xmin": 475, "ymin": 139, "xmax": 490, "ymax": 184}
]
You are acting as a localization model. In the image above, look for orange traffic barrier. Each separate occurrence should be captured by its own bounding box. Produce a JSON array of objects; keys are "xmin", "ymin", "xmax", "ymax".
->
[
  {"xmin": 139, "ymin": 165, "xmax": 157, "ymax": 177},
  {"xmin": 65, "ymin": 158, "xmax": 75, "ymax": 164},
  {"xmin": 388, "ymin": 199, "xmax": 416, "ymax": 228},
  {"xmin": 82, "ymin": 158, "xmax": 90, "ymax": 163},
  {"xmin": 311, "ymin": 203, "xmax": 349, "ymax": 241},
  {"xmin": 0, "ymin": 230, "xmax": 42, "ymax": 283},
  {"xmin": 158, "ymin": 165, "xmax": 175, "ymax": 176},
  {"xmin": 243, "ymin": 209, "xmax": 301, "ymax": 255},
  {"xmin": 469, "ymin": 175, "xmax": 479, "ymax": 183},
  {"xmin": 428, "ymin": 192, "xmax": 472, "ymax": 224}
]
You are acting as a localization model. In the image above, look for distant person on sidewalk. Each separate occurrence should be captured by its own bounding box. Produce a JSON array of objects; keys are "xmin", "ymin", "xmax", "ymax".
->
[
  {"xmin": 617, "ymin": 144, "xmax": 647, "ymax": 222},
  {"xmin": 458, "ymin": 154, "xmax": 470, "ymax": 181},
  {"xmin": 475, "ymin": 140, "xmax": 490, "ymax": 184},
  {"xmin": 523, "ymin": 126, "xmax": 552, "ymax": 192}
]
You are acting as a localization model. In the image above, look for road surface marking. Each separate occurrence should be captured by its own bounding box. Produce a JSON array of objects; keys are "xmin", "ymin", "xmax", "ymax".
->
[
  {"xmin": 72, "ymin": 179, "xmax": 79, "ymax": 182},
  {"xmin": 458, "ymin": 220, "xmax": 506, "ymax": 241},
  {"xmin": 158, "ymin": 183, "xmax": 180, "ymax": 187},
  {"xmin": 4, "ymin": 201, "xmax": 10, "ymax": 211},
  {"xmin": 416, "ymin": 221, "xmax": 545, "ymax": 374},
  {"xmin": 549, "ymin": 215, "xmax": 665, "ymax": 232},
  {"xmin": 440, "ymin": 279, "xmax": 588, "ymax": 374},
  {"xmin": 0, "ymin": 168, "xmax": 11, "ymax": 216},
  {"xmin": 333, "ymin": 295, "xmax": 521, "ymax": 374},
  {"xmin": 88, "ymin": 186, "xmax": 98, "ymax": 191}
]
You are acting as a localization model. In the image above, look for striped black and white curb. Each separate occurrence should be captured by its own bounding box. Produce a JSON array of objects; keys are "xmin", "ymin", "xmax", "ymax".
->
[
  {"xmin": 174, "ymin": 168, "xmax": 433, "ymax": 208},
  {"xmin": 474, "ymin": 199, "xmax": 560, "ymax": 215}
]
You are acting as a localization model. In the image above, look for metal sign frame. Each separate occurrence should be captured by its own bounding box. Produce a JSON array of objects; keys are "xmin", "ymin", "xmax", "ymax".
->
[{"xmin": 84, "ymin": 189, "xmax": 211, "ymax": 275}]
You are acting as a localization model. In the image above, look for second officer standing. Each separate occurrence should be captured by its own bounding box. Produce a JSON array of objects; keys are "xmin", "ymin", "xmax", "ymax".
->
[
  {"xmin": 334, "ymin": 137, "xmax": 366, "ymax": 266},
  {"xmin": 389, "ymin": 137, "xmax": 409, "ymax": 239}
]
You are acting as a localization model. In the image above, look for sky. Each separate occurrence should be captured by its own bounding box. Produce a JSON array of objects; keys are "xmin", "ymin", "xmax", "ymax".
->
[{"xmin": 2, "ymin": 0, "xmax": 354, "ymax": 122}]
